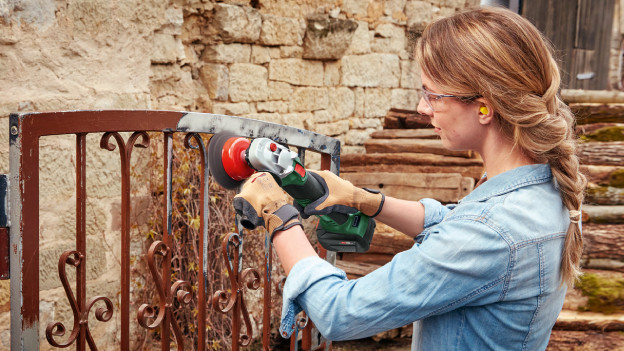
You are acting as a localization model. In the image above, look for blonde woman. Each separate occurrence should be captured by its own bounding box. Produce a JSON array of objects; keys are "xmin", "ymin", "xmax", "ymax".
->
[{"xmin": 233, "ymin": 7, "xmax": 585, "ymax": 350}]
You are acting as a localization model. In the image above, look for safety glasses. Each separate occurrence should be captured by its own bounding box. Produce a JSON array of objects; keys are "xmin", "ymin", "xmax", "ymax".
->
[{"xmin": 421, "ymin": 88, "xmax": 480, "ymax": 111}]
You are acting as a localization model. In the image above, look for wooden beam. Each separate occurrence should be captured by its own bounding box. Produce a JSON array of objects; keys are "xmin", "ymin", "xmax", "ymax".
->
[
  {"xmin": 342, "ymin": 172, "xmax": 474, "ymax": 203},
  {"xmin": 578, "ymin": 142, "xmax": 624, "ymax": 166},
  {"xmin": 364, "ymin": 139, "xmax": 475, "ymax": 158}
]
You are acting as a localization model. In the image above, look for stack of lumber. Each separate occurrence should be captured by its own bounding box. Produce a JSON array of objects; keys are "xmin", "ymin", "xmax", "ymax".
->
[{"xmin": 335, "ymin": 105, "xmax": 624, "ymax": 349}]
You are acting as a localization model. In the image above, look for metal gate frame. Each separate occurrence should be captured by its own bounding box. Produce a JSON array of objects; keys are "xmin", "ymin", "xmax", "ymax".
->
[{"xmin": 5, "ymin": 110, "xmax": 340, "ymax": 350}]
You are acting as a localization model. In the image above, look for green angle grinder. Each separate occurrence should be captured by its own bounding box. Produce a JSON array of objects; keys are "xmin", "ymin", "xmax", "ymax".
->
[{"xmin": 207, "ymin": 132, "xmax": 375, "ymax": 253}]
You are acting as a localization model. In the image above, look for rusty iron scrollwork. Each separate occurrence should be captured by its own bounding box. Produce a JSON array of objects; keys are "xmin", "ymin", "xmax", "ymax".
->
[
  {"xmin": 213, "ymin": 232, "xmax": 260, "ymax": 349},
  {"xmin": 45, "ymin": 250, "xmax": 114, "ymax": 349},
  {"xmin": 137, "ymin": 241, "xmax": 193, "ymax": 348}
]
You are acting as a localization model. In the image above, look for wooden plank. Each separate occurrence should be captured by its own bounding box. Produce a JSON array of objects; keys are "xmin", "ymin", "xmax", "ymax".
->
[
  {"xmin": 383, "ymin": 109, "xmax": 430, "ymax": 129},
  {"xmin": 342, "ymin": 172, "xmax": 474, "ymax": 203},
  {"xmin": 582, "ymin": 224, "xmax": 624, "ymax": 271},
  {"xmin": 554, "ymin": 311, "xmax": 624, "ymax": 332},
  {"xmin": 581, "ymin": 165, "xmax": 624, "ymax": 186},
  {"xmin": 548, "ymin": 330, "xmax": 624, "ymax": 350},
  {"xmin": 335, "ymin": 260, "xmax": 381, "ymax": 279},
  {"xmin": 571, "ymin": 104, "xmax": 624, "ymax": 125},
  {"xmin": 364, "ymin": 139, "xmax": 474, "ymax": 158},
  {"xmin": 371, "ymin": 129, "xmax": 438, "ymax": 139},
  {"xmin": 582, "ymin": 205, "xmax": 624, "ymax": 224},
  {"xmin": 578, "ymin": 142, "xmax": 624, "ymax": 166},
  {"xmin": 342, "ymin": 164, "xmax": 484, "ymax": 181},
  {"xmin": 585, "ymin": 184, "xmax": 624, "ymax": 206},
  {"xmin": 563, "ymin": 90, "xmax": 624, "ymax": 104},
  {"xmin": 341, "ymin": 152, "xmax": 483, "ymax": 167}
]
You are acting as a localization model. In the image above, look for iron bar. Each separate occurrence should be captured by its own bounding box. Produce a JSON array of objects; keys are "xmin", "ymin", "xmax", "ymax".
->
[
  {"xmin": 184, "ymin": 133, "xmax": 210, "ymax": 350},
  {"xmin": 100, "ymin": 131, "xmax": 150, "ymax": 350}
]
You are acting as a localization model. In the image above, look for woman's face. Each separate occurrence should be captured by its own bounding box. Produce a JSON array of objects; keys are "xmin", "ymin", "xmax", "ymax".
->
[{"xmin": 417, "ymin": 71, "xmax": 486, "ymax": 152}]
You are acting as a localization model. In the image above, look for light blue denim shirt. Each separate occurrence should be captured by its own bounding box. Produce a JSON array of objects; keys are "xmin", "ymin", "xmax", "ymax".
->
[{"xmin": 280, "ymin": 164, "xmax": 572, "ymax": 350}]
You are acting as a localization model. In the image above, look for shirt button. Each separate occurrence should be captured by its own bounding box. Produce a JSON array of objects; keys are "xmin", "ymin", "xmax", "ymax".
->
[{"xmin": 282, "ymin": 331, "xmax": 288, "ymax": 337}]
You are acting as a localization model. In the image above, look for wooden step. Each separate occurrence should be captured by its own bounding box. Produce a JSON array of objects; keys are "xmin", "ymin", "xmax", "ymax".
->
[
  {"xmin": 579, "ymin": 141, "xmax": 624, "ymax": 166},
  {"xmin": 364, "ymin": 139, "xmax": 475, "ymax": 158},
  {"xmin": 371, "ymin": 129, "xmax": 439, "ymax": 139},
  {"xmin": 342, "ymin": 172, "xmax": 474, "ymax": 203},
  {"xmin": 582, "ymin": 224, "xmax": 624, "ymax": 272},
  {"xmin": 340, "ymin": 152, "xmax": 484, "ymax": 180},
  {"xmin": 555, "ymin": 310, "xmax": 624, "ymax": 332},
  {"xmin": 383, "ymin": 108, "xmax": 430, "ymax": 129}
]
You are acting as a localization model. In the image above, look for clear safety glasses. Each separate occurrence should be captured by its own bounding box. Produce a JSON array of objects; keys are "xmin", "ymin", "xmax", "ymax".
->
[{"xmin": 421, "ymin": 88, "xmax": 481, "ymax": 111}]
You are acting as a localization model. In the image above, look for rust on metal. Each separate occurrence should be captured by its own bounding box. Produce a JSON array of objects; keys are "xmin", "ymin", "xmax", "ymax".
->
[
  {"xmin": 9, "ymin": 110, "xmax": 341, "ymax": 350},
  {"xmin": 212, "ymin": 232, "xmax": 260, "ymax": 351},
  {"xmin": 183, "ymin": 133, "xmax": 209, "ymax": 349}
]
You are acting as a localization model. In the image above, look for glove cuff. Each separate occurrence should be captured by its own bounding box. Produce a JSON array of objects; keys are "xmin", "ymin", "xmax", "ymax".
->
[
  {"xmin": 359, "ymin": 188, "xmax": 385, "ymax": 217},
  {"xmin": 265, "ymin": 204, "xmax": 302, "ymax": 237}
]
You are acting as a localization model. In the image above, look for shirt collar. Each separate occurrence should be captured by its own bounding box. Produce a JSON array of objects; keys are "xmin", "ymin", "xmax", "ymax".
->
[{"xmin": 460, "ymin": 164, "xmax": 553, "ymax": 203}]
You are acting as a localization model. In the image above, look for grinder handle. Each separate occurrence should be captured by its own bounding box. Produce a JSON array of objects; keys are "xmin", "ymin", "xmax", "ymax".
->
[{"xmin": 278, "ymin": 167, "xmax": 350, "ymax": 225}]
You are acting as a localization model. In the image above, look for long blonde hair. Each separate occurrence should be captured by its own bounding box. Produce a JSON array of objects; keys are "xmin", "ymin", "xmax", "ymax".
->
[{"xmin": 415, "ymin": 7, "xmax": 586, "ymax": 286}]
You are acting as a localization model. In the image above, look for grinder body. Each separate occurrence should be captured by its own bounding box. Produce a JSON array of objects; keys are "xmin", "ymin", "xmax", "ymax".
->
[{"xmin": 213, "ymin": 135, "xmax": 374, "ymax": 252}]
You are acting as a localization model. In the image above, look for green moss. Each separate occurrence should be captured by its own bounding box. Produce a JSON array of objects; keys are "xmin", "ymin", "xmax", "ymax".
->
[
  {"xmin": 576, "ymin": 273, "xmax": 624, "ymax": 314},
  {"xmin": 610, "ymin": 169, "xmax": 624, "ymax": 188},
  {"xmin": 581, "ymin": 126, "xmax": 624, "ymax": 142}
]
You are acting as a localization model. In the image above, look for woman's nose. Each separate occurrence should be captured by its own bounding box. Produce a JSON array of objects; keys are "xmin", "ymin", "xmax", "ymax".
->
[{"xmin": 417, "ymin": 96, "xmax": 433, "ymax": 115}]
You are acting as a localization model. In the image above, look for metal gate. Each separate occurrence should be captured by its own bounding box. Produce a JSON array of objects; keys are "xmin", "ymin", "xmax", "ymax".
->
[{"xmin": 4, "ymin": 110, "xmax": 339, "ymax": 350}]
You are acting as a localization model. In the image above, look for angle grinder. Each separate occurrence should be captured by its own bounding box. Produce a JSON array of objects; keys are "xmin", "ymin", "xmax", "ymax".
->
[{"xmin": 208, "ymin": 132, "xmax": 375, "ymax": 252}]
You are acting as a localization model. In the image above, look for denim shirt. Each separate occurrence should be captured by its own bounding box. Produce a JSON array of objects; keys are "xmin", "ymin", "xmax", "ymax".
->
[{"xmin": 280, "ymin": 164, "xmax": 572, "ymax": 350}]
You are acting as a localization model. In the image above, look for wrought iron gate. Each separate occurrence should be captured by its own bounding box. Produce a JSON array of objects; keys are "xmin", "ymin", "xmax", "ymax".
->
[{"xmin": 4, "ymin": 110, "xmax": 339, "ymax": 350}]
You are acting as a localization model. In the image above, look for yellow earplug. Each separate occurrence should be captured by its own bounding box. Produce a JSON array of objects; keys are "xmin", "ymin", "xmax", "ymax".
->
[{"xmin": 480, "ymin": 106, "xmax": 489, "ymax": 115}]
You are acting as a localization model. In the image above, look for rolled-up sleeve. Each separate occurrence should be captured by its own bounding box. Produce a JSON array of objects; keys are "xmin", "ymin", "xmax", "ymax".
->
[
  {"xmin": 279, "ymin": 215, "xmax": 510, "ymax": 341},
  {"xmin": 419, "ymin": 198, "xmax": 454, "ymax": 228}
]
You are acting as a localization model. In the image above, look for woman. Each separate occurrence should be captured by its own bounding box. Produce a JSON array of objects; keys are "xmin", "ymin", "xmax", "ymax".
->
[{"xmin": 233, "ymin": 7, "xmax": 585, "ymax": 350}]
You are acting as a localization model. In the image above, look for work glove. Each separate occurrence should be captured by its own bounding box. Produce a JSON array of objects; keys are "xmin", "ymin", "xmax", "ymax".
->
[
  {"xmin": 298, "ymin": 170, "xmax": 385, "ymax": 218},
  {"xmin": 233, "ymin": 172, "xmax": 302, "ymax": 238}
]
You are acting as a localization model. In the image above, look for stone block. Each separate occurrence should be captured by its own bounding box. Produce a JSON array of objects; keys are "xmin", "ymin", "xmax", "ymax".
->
[
  {"xmin": 281, "ymin": 113, "xmax": 308, "ymax": 129},
  {"xmin": 314, "ymin": 120, "xmax": 350, "ymax": 137},
  {"xmin": 202, "ymin": 43, "xmax": 251, "ymax": 63},
  {"xmin": 371, "ymin": 23, "xmax": 406, "ymax": 54},
  {"xmin": 342, "ymin": 54, "xmax": 400, "ymax": 87},
  {"xmin": 268, "ymin": 81, "xmax": 293, "ymax": 100},
  {"xmin": 364, "ymin": 88, "xmax": 392, "ymax": 117},
  {"xmin": 401, "ymin": 59, "xmax": 421, "ymax": 88},
  {"xmin": 212, "ymin": 3, "xmax": 261, "ymax": 43},
  {"xmin": 302, "ymin": 14, "xmax": 358, "ymax": 60},
  {"xmin": 289, "ymin": 87, "xmax": 328, "ymax": 112},
  {"xmin": 406, "ymin": 1, "xmax": 432, "ymax": 29},
  {"xmin": 391, "ymin": 88, "xmax": 419, "ymax": 110},
  {"xmin": 269, "ymin": 59, "xmax": 323, "ymax": 86},
  {"xmin": 345, "ymin": 128, "xmax": 374, "ymax": 145},
  {"xmin": 280, "ymin": 46, "xmax": 304, "ymax": 58},
  {"xmin": 260, "ymin": 15, "xmax": 302, "ymax": 46},
  {"xmin": 350, "ymin": 116, "xmax": 383, "ymax": 128},
  {"xmin": 257, "ymin": 101, "xmax": 289, "ymax": 113},
  {"xmin": 199, "ymin": 63, "xmax": 229, "ymax": 101},
  {"xmin": 328, "ymin": 87, "xmax": 355, "ymax": 120},
  {"xmin": 354, "ymin": 87, "xmax": 365, "ymax": 117},
  {"xmin": 39, "ymin": 237, "xmax": 107, "ymax": 291},
  {"xmin": 160, "ymin": 6, "xmax": 184, "ymax": 35},
  {"xmin": 345, "ymin": 20, "xmax": 371, "ymax": 55},
  {"xmin": 384, "ymin": 0, "xmax": 407, "ymax": 16},
  {"xmin": 251, "ymin": 45, "xmax": 271, "ymax": 64},
  {"xmin": 343, "ymin": 0, "xmax": 369, "ymax": 17},
  {"xmin": 212, "ymin": 102, "xmax": 251, "ymax": 115},
  {"xmin": 324, "ymin": 61, "xmax": 341, "ymax": 86},
  {"xmin": 229, "ymin": 63, "xmax": 269, "ymax": 102},
  {"xmin": 151, "ymin": 33, "xmax": 184, "ymax": 64},
  {"xmin": 313, "ymin": 109, "xmax": 333, "ymax": 123}
]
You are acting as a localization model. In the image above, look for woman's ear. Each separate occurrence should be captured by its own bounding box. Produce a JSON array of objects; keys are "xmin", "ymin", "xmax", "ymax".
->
[{"xmin": 477, "ymin": 99, "xmax": 494, "ymax": 125}]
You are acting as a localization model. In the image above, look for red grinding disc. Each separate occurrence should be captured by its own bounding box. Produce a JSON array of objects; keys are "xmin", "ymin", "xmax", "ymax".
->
[
  {"xmin": 221, "ymin": 137, "xmax": 255, "ymax": 181},
  {"xmin": 208, "ymin": 132, "xmax": 255, "ymax": 189}
]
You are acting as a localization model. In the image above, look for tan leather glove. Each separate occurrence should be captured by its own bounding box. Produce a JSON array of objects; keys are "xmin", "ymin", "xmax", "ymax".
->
[
  {"xmin": 233, "ymin": 173, "xmax": 302, "ymax": 237},
  {"xmin": 302, "ymin": 170, "xmax": 384, "ymax": 217}
]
